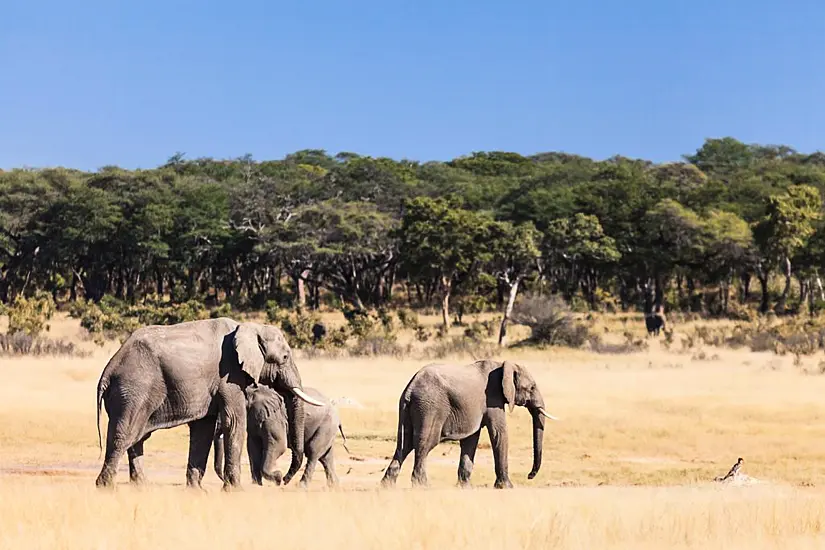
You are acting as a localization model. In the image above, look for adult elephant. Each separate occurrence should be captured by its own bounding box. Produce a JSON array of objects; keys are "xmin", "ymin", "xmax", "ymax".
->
[
  {"xmin": 380, "ymin": 359, "xmax": 557, "ymax": 489},
  {"xmin": 94, "ymin": 317, "xmax": 324, "ymax": 491}
]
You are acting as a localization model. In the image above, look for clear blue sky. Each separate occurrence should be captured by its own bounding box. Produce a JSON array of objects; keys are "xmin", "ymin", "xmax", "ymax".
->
[{"xmin": 2, "ymin": 0, "xmax": 824, "ymax": 171}]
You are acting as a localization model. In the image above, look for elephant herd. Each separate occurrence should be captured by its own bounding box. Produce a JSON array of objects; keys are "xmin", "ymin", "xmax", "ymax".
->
[{"xmin": 94, "ymin": 317, "xmax": 557, "ymax": 491}]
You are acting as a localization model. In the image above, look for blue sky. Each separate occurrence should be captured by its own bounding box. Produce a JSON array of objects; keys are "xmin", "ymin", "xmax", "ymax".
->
[{"xmin": 2, "ymin": 0, "xmax": 824, "ymax": 170}]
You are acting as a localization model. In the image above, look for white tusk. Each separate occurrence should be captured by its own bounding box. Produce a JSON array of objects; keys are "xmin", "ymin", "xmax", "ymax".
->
[
  {"xmin": 291, "ymin": 387, "xmax": 325, "ymax": 407},
  {"xmin": 538, "ymin": 408, "xmax": 559, "ymax": 421}
]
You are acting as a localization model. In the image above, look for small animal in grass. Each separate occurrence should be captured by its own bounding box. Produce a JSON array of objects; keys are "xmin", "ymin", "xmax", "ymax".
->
[{"xmin": 715, "ymin": 457, "xmax": 743, "ymax": 482}]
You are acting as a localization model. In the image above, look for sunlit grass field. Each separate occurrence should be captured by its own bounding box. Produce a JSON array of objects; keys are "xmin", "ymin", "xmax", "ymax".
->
[{"xmin": 3, "ymin": 313, "xmax": 825, "ymax": 549}]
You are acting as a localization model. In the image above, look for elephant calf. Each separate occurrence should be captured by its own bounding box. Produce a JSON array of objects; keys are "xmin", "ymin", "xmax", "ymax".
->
[
  {"xmin": 380, "ymin": 359, "xmax": 558, "ymax": 489},
  {"xmin": 214, "ymin": 385, "xmax": 348, "ymax": 488}
]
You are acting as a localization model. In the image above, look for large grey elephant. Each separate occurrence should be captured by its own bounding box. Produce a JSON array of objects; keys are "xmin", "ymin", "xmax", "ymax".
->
[
  {"xmin": 94, "ymin": 317, "xmax": 324, "ymax": 491},
  {"xmin": 380, "ymin": 359, "xmax": 557, "ymax": 489},
  {"xmin": 213, "ymin": 385, "xmax": 348, "ymax": 488}
]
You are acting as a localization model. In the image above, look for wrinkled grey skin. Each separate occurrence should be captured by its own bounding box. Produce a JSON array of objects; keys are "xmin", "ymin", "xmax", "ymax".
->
[
  {"xmin": 94, "ymin": 318, "xmax": 318, "ymax": 491},
  {"xmin": 380, "ymin": 359, "xmax": 552, "ymax": 489},
  {"xmin": 214, "ymin": 385, "xmax": 348, "ymax": 488}
]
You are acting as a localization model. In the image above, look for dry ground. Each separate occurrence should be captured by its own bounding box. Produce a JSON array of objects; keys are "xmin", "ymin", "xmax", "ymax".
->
[{"xmin": 3, "ymin": 314, "xmax": 825, "ymax": 549}]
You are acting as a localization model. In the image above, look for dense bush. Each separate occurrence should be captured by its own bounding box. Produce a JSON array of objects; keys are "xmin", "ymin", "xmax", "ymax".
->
[
  {"xmin": 511, "ymin": 294, "xmax": 592, "ymax": 348},
  {"xmin": 6, "ymin": 291, "xmax": 56, "ymax": 337}
]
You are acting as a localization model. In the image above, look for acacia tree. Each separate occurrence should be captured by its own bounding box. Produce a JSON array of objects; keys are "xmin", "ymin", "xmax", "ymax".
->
[
  {"xmin": 397, "ymin": 196, "xmax": 491, "ymax": 328},
  {"xmin": 488, "ymin": 221, "xmax": 540, "ymax": 346}
]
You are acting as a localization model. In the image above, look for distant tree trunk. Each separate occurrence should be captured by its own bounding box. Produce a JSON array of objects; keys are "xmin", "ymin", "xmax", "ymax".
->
[
  {"xmin": 70, "ymin": 270, "xmax": 78, "ymax": 302},
  {"xmin": 777, "ymin": 256, "xmax": 792, "ymax": 313},
  {"xmin": 294, "ymin": 269, "xmax": 310, "ymax": 311},
  {"xmin": 440, "ymin": 275, "xmax": 452, "ymax": 329},
  {"xmin": 498, "ymin": 275, "xmax": 522, "ymax": 347},
  {"xmin": 312, "ymin": 282, "xmax": 320, "ymax": 310},
  {"xmin": 799, "ymin": 276, "xmax": 808, "ymax": 315},
  {"xmin": 757, "ymin": 272, "xmax": 770, "ymax": 314}
]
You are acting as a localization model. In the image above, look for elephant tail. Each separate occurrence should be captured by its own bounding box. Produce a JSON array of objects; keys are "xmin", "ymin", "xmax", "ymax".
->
[
  {"xmin": 338, "ymin": 422, "xmax": 350, "ymax": 454},
  {"xmin": 95, "ymin": 375, "xmax": 108, "ymax": 459},
  {"xmin": 395, "ymin": 397, "xmax": 413, "ymax": 458}
]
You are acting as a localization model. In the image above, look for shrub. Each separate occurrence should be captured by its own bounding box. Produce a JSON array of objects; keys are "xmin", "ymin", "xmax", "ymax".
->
[
  {"xmin": 6, "ymin": 291, "xmax": 56, "ymax": 337},
  {"xmin": 210, "ymin": 303, "xmax": 233, "ymax": 319},
  {"xmin": 511, "ymin": 293, "xmax": 592, "ymax": 347},
  {"xmin": 279, "ymin": 310, "xmax": 322, "ymax": 349},
  {"xmin": 326, "ymin": 326, "xmax": 351, "ymax": 348},
  {"xmin": 422, "ymin": 336, "xmax": 498, "ymax": 360},
  {"xmin": 396, "ymin": 308, "xmax": 419, "ymax": 330},
  {"xmin": 414, "ymin": 325, "xmax": 431, "ymax": 342},
  {"xmin": 265, "ymin": 300, "xmax": 282, "ymax": 324},
  {"xmin": 349, "ymin": 336, "xmax": 409, "ymax": 358}
]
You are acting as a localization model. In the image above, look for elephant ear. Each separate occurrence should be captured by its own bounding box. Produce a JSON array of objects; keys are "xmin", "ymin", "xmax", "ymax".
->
[
  {"xmin": 502, "ymin": 361, "xmax": 516, "ymax": 413},
  {"xmin": 234, "ymin": 323, "xmax": 264, "ymax": 384},
  {"xmin": 254, "ymin": 391, "xmax": 284, "ymax": 429}
]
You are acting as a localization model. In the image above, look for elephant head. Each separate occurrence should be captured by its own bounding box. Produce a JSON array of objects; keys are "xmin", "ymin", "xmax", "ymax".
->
[
  {"xmin": 501, "ymin": 360, "xmax": 557, "ymax": 480},
  {"xmin": 233, "ymin": 322, "xmax": 323, "ymax": 483}
]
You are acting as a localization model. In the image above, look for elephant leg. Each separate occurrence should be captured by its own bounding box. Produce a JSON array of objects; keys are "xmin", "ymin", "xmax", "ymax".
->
[
  {"xmin": 485, "ymin": 418, "xmax": 513, "ymax": 489},
  {"xmin": 319, "ymin": 447, "xmax": 339, "ymax": 488},
  {"xmin": 261, "ymin": 436, "xmax": 287, "ymax": 485},
  {"xmin": 95, "ymin": 415, "xmax": 129, "ymax": 489},
  {"xmin": 410, "ymin": 415, "xmax": 444, "ymax": 488},
  {"xmin": 128, "ymin": 433, "xmax": 151, "ymax": 485},
  {"xmin": 381, "ymin": 402, "xmax": 414, "ymax": 488},
  {"xmin": 299, "ymin": 445, "xmax": 320, "ymax": 488},
  {"xmin": 457, "ymin": 429, "xmax": 481, "ymax": 488},
  {"xmin": 218, "ymin": 394, "xmax": 247, "ymax": 491},
  {"xmin": 247, "ymin": 435, "xmax": 263, "ymax": 486},
  {"xmin": 95, "ymin": 403, "xmax": 152, "ymax": 489},
  {"xmin": 186, "ymin": 416, "xmax": 217, "ymax": 490}
]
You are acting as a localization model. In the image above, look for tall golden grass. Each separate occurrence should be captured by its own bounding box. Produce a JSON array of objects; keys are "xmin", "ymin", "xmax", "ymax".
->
[{"xmin": 2, "ymin": 314, "xmax": 825, "ymax": 549}]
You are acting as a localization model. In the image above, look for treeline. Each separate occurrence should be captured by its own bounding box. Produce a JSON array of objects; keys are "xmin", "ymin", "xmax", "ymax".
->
[{"xmin": 3, "ymin": 138, "xmax": 825, "ymax": 333}]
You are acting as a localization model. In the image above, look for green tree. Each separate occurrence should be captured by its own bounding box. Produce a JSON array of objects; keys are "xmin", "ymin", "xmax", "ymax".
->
[
  {"xmin": 398, "ymin": 197, "xmax": 492, "ymax": 328},
  {"xmin": 488, "ymin": 221, "xmax": 541, "ymax": 345},
  {"xmin": 753, "ymin": 185, "xmax": 822, "ymax": 313}
]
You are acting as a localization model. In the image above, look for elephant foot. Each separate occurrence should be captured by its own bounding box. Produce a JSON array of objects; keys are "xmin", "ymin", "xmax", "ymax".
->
[
  {"xmin": 95, "ymin": 476, "xmax": 116, "ymax": 491},
  {"xmin": 185, "ymin": 483, "xmax": 208, "ymax": 494},
  {"xmin": 221, "ymin": 482, "xmax": 243, "ymax": 493},
  {"xmin": 129, "ymin": 474, "xmax": 147, "ymax": 486},
  {"xmin": 494, "ymin": 478, "xmax": 514, "ymax": 489},
  {"xmin": 411, "ymin": 475, "xmax": 428, "ymax": 489}
]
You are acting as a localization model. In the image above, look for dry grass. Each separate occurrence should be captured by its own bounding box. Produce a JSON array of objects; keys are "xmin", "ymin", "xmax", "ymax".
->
[{"xmin": 3, "ymin": 315, "xmax": 825, "ymax": 549}]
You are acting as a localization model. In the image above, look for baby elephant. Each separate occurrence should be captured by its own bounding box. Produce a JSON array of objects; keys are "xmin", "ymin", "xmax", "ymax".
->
[{"xmin": 214, "ymin": 385, "xmax": 348, "ymax": 488}]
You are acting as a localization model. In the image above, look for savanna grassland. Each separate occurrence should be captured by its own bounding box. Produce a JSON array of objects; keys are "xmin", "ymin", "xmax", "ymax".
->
[{"xmin": 4, "ymin": 313, "xmax": 825, "ymax": 549}]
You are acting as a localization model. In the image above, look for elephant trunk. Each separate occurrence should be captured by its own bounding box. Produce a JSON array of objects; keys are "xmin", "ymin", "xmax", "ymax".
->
[
  {"xmin": 260, "ymin": 440, "xmax": 283, "ymax": 485},
  {"xmin": 528, "ymin": 407, "xmax": 546, "ymax": 480},
  {"xmin": 279, "ymin": 359, "xmax": 306, "ymax": 485},
  {"xmin": 213, "ymin": 430, "xmax": 225, "ymax": 482},
  {"xmin": 282, "ymin": 394, "xmax": 305, "ymax": 484}
]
